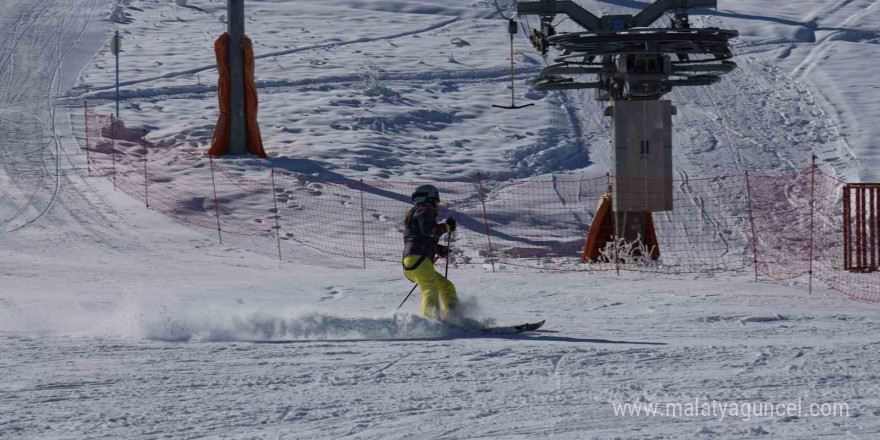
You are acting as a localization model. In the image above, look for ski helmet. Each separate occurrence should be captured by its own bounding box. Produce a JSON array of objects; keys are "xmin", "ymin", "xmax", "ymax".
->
[{"xmin": 412, "ymin": 184, "xmax": 440, "ymax": 204}]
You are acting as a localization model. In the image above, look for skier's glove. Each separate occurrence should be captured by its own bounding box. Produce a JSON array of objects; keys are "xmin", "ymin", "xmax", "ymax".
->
[
  {"xmin": 445, "ymin": 217, "xmax": 457, "ymax": 233},
  {"xmin": 436, "ymin": 245, "xmax": 449, "ymax": 258}
]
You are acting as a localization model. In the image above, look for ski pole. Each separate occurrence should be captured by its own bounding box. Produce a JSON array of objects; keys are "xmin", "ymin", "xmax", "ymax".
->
[
  {"xmin": 444, "ymin": 231, "xmax": 452, "ymax": 278},
  {"xmin": 397, "ymin": 284, "xmax": 418, "ymax": 310}
]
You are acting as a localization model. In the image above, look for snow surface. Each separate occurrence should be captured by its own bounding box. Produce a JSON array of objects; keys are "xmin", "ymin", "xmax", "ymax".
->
[{"xmin": 2, "ymin": 0, "xmax": 880, "ymax": 439}]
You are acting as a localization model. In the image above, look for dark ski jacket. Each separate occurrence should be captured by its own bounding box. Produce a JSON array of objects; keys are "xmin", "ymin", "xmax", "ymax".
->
[{"xmin": 403, "ymin": 202, "xmax": 448, "ymax": 260}]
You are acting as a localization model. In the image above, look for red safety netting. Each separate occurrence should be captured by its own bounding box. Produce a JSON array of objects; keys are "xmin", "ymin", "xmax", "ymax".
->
[
  {"xmin": 82, "ymin": 106, "xmax": 880, "ymax": 303},
  {"xmin": 619, "ymin": 174, "xmax": 753, "ymax": 274},
  {"xmin": 212, "ymin": 163, "xmax": 275, "ymax": 237},
  {"xmin": 479, "ymin": 176, "xmax": 612, "ymax": 271},
  {"xmin": 748, "ymin": 169, "xmax": 815, "ymax": 281}
]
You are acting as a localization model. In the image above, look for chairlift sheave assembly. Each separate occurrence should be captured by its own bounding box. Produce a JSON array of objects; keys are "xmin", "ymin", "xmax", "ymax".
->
[{"xmin": 515, "ymin": 0, "xmax": 738, "ymax": 99}]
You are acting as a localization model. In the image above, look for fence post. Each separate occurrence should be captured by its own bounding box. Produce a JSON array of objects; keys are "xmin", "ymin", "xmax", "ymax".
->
[
  {"xmin": 142, "ymin": 129, "xmax": 149, "ymax": 208},
  {"xmin": 868, "ymin": 188, "xmax": 880, "ymax": 270},
  {"xmin": 359, "ymin": 179, "xmax": 367, "ymax": 269},
  {"xmin": 111, "ymin": 114, "xmax": 117, "ymax": 191},
  {"xmin": 809, "ymin": 155, "xmax": 816, "ymax": 295},
  {"xmin": 270, "ymin": 169, "xmax": 282, "ymax": 262},
  {"xmin": 209, "ymin": 157, "xmax": 223, "ymax": 244},
  {"xmin": 607, "ymin": 173, "xmax": 620, "ymax": 276},
  {"xmin": 867, "ymin": 186, "xmax": 873, "ymax": 270},
  {"xmin": 476, "ymin": 173, "xmax": 496, "ymax": 273},
  {"xmin": 856, "ymin": 187, "xmax": 867, "ymax": 270},
  {"xmin": 844, "ymin": 185, "xmax": 851, "ymax": 270},
  {"xmin": 83, "ymin": 102, "xmax": 90, "ymax": 176},
  {"xmin": 744, "ymin": 171, "xmax": 759, "ymax": 282}
]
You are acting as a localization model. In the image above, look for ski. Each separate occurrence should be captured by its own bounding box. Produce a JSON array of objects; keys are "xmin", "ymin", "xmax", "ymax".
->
[
  {"xmin": 474, "ymin": 320, "xmax": 546, "ymax": 335},
  {"xmin": 439, "ymin": 318, "xmax": 545, "ymax": 335},
  {"xmin": 512, "ymin": 320, "xmax": 545, "ymax": 333}
]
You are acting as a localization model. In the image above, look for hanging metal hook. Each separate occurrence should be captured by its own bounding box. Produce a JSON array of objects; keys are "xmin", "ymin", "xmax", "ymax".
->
[{"xmin": 493, "ymin": 20, "xmax": 535, "ymax": 110}]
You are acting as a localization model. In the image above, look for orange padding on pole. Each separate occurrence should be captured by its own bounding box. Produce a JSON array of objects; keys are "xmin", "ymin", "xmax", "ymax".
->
[
  {"xmin": 209, "ymin": 34, "xmax": 230, "ymax": 157},
  {"xmin": 209, "ymin": 33, "xmax": 267, "ymax": 158},
  {"xmin": 582, "ymin": 194, "xmax": 661, "ymax": 262},
  {"xmin": 582, "ymin": 194, "xmax": 613, "ymax": 262}
]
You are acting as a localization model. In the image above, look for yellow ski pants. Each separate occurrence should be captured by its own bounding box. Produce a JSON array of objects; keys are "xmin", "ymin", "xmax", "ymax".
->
[{"xmin": 403, "ymin": 255, "xmax": 458, "ymax": 319}]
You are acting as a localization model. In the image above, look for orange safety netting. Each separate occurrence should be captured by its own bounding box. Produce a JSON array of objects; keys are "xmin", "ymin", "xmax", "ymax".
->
[{"xmin": 209, "ymin": 32, "xmax": 267, "ymax": 158}]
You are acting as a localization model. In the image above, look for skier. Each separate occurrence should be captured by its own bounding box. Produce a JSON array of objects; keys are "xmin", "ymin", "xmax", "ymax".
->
[{"xmin": 403, "ymin": 184, "xmax": 458, "ymax": 320}]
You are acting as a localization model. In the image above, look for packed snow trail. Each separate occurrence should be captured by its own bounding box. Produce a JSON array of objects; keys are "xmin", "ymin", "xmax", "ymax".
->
[
  {"xmin": 0, "ymin": 0, "xmax": 112, "ymax": 234},
  {"xmin": 0, "ymin": 0, "xmax": 65, "ymax": 232},
  {"xmin": 5, "ymin": 271, "xmax": 880, "ymax": 439}
]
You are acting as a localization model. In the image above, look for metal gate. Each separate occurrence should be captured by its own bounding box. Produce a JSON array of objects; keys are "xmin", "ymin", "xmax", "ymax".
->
[{"xmin": 844, "ymin": 184, "xmax": 880, "ymax": 272}]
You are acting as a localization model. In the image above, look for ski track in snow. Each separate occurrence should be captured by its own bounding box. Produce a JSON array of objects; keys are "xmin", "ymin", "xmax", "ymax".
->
[
  {"xmin": 76, "ymin": 16, "xmax": 463, "ymax": 95},
  {"xmin": 2, "ymin": 0, "xmax": 880, "ymax": 439}
]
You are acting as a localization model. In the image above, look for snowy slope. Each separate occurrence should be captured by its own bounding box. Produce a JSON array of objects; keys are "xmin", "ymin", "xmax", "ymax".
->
[
  {"xmin": 719, "ymin": 0, "xmax": 880, "ymax": 182},
  {"xmin": 2, "ymin": 0, "xmax": 880, "ymax": 439},
  {"xmin": 69, "ymin": 0, "xmax": 880, "ymax": 182}
]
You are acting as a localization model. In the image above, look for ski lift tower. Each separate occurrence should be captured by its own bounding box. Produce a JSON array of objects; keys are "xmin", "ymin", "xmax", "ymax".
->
[
  {"xmin": 227, "ymin": 0, "xmax": 247, "ymax": 155},
  {"xmin": 517, "ymin": 0, "xmax": 737, "ymax": 243}
]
